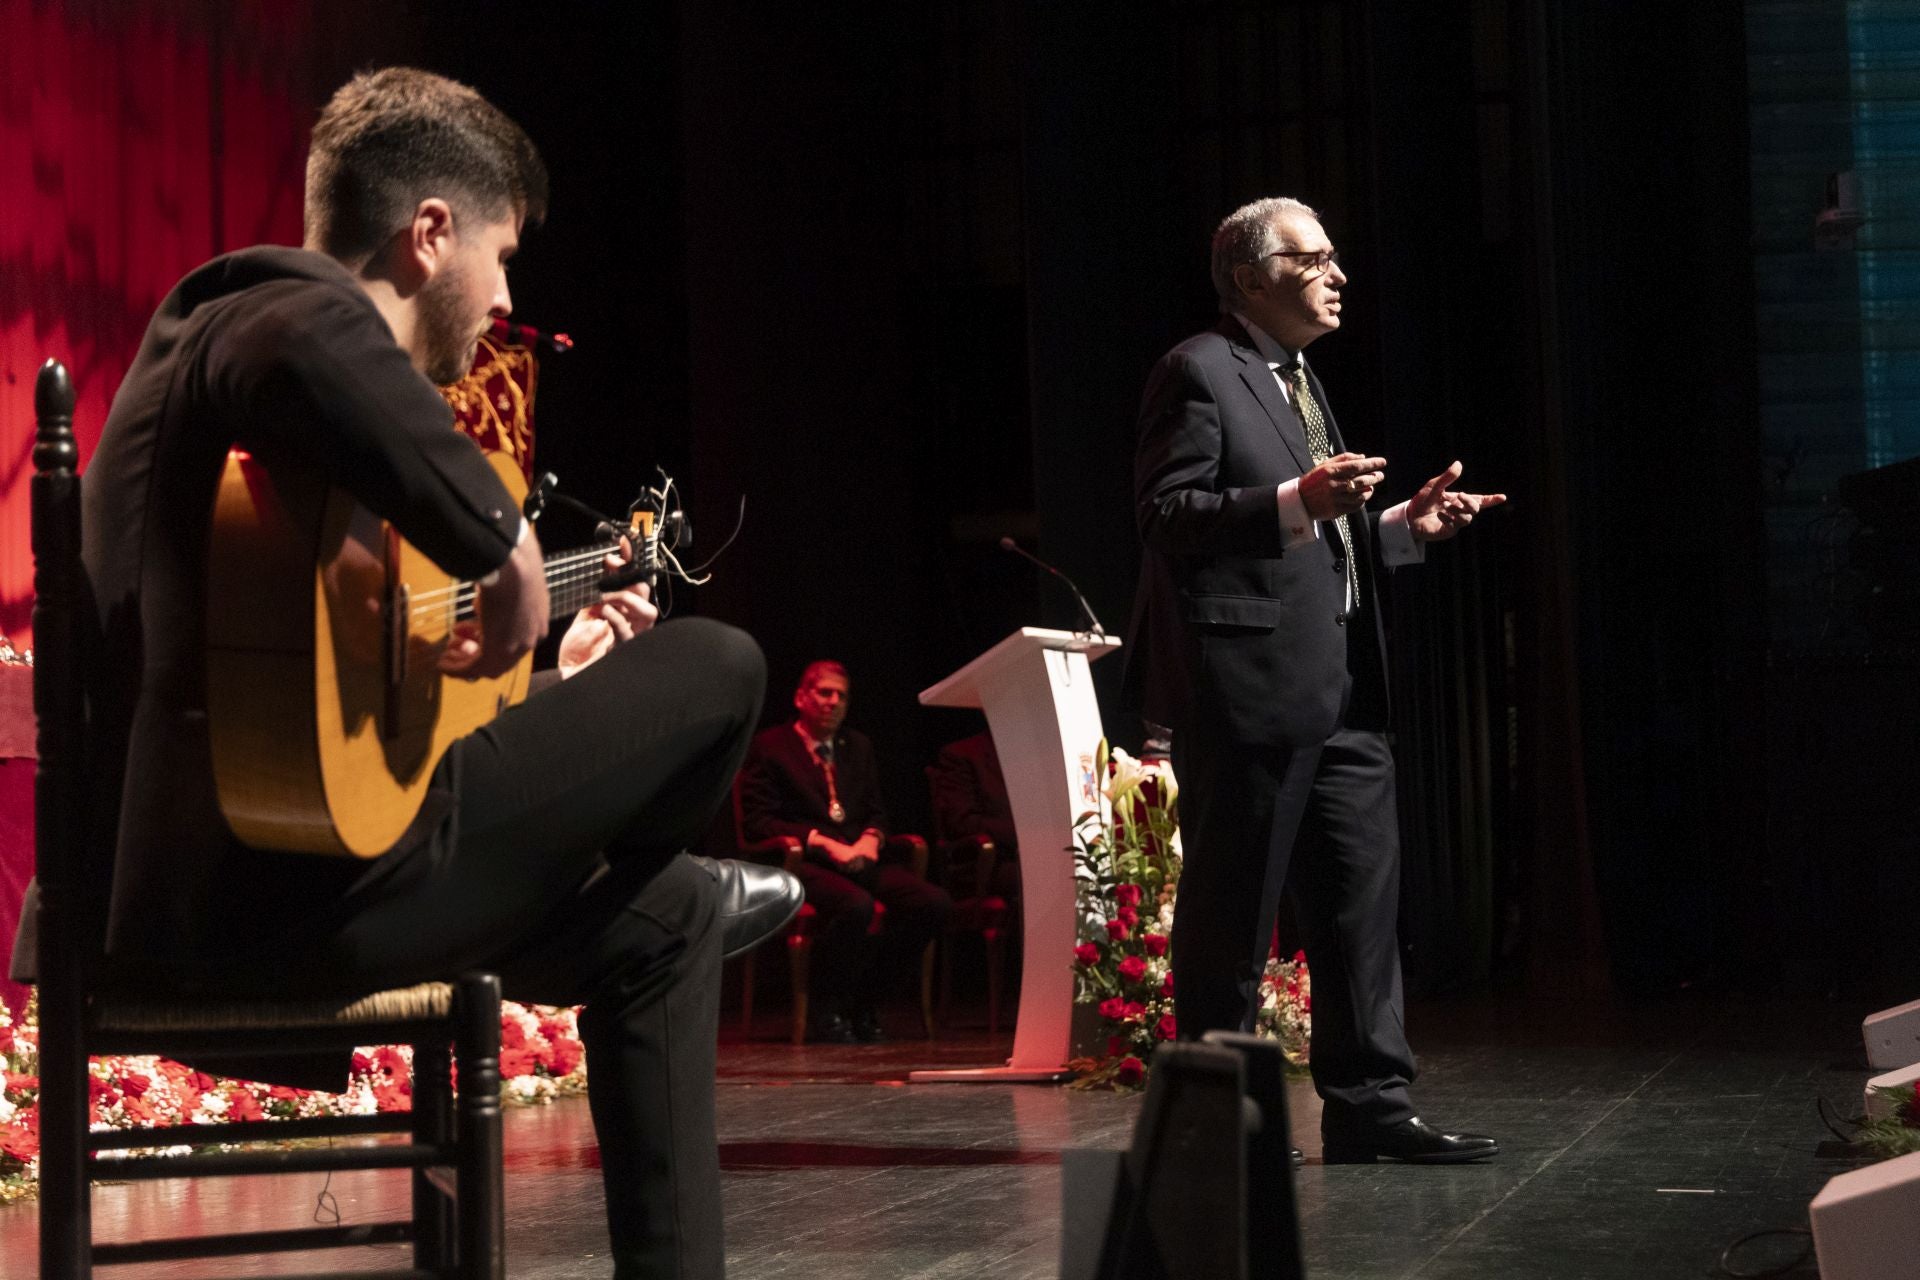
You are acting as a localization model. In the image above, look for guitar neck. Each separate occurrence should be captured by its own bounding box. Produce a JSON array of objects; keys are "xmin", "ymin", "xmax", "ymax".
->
[{"xmin": 542, "ymin": 541, "xmax": 636, "ymax": 615}]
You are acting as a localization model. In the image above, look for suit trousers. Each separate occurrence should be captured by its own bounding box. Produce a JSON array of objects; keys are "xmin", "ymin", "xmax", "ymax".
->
[
  {"xmin": 1170, "ymin": 718, "xmax": 1418, "ymax": 1133},
  {"xmin": 315, "ymin": 616, "xmax": 767, "ymax": 1279},
  {"xmin": 793, "ymin": 858, "xmax": 951, "ymax": 1020}
]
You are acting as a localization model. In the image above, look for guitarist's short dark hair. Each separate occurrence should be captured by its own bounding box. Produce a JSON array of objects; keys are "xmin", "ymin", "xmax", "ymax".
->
[{"xmin": 304, "ymin": 67, "xmax": 548, "ymax": 265}]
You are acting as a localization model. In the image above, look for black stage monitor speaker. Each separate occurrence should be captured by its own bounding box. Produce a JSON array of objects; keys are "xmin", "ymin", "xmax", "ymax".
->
[{"xmin": 1060, "ymin": 1036, "xmax": 1305, "ymax": 1280}]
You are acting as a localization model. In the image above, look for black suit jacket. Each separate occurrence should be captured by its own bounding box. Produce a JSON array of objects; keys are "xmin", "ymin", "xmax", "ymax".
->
[
  {"xmin": 737, "ymin": 722, "xmax": 890, "ymax": 848},
  {"xmin": 929, "ymin": 731, "xmax": 1015, "ymax": 851},
  {"xmin": 70, "ymin": 247, "xmax": 522, "ymax": 972},
  {"xmin": 1123, "ymin": 316, "xmax": 1392, "ymax": 748}
]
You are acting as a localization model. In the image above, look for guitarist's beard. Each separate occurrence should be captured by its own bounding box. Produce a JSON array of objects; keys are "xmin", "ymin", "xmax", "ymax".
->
[{"xmin": 420, "ymin": 258, "xmax": 487, "ymax": 386}]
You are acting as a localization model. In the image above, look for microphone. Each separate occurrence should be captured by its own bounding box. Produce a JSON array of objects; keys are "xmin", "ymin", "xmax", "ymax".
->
[
  {"xmin": 999, "ymin": 536, "xmax": 1106, "ymax": 636},
  {"xmin": 489, "ymin": 317, "xmax": 574, "ymax": 354}
]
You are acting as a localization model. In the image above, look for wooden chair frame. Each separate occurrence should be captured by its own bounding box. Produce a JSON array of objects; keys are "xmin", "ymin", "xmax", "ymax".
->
[{"xmin": 31, "ymin": 359, "xmax": 505, "ymax": 1279}]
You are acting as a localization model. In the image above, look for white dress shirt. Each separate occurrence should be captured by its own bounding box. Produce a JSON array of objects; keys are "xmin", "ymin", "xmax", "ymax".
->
[{"xmin": 1231, "ymin": 314, "xmax": 1424, "ymax": 608}]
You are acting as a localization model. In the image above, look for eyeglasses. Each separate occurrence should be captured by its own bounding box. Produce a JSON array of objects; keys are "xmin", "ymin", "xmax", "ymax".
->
[{"xmin": 1261, "ymin": 248, "xmax": 1340, "ymax": 278}]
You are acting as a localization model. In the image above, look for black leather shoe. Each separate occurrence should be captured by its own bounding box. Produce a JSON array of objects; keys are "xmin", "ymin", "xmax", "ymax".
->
[
  {"xmin": 809, "ymin": 1013, "xmax": 860, "ymax": 1045},
  {"xmin": 851, "ymin": 1009, "xmax": 887, "ymax": 1044},
  {"xmin": 1290, "ymin": 1147, "xmax": 1304, "ymax": 1168},
  {"xmin": 688, "ymin": 856, "xmax": 804, "ymax": 960},
  {"xmin": 1321, "ymin": 1117, "xmax": 1499, "ymax": 1165}
]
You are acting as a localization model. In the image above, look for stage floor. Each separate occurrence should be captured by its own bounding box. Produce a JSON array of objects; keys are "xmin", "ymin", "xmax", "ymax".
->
[{"xmin": 0, "ymin": 994, "xmax": 1866, "ymax": 1277}]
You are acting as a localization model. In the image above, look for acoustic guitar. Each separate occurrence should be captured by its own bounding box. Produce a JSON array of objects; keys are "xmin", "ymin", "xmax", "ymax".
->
[{"xmin": 205, "ymin": 448, "xmax": 655, "ymax": 858}]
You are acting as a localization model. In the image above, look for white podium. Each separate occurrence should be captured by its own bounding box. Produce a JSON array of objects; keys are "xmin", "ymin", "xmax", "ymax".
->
[{"xmin": 907, "ymin": 627, "xmax": 1121, "ymax": 1083}]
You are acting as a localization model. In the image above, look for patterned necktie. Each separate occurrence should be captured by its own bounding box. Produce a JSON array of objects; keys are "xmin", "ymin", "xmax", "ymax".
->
[
  {"xmin": 1286, "ymin": 362, "xmax": 1359, "ymax": 610},
  {"xmin": 814, "ymin": 741, "xmax": 846, "ymax": 823}
]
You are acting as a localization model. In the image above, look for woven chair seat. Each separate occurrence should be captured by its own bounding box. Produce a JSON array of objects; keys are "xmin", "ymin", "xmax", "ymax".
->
[{"xmin": 89, "ymin": 981, "xmax": 455, "ymax": 1033}]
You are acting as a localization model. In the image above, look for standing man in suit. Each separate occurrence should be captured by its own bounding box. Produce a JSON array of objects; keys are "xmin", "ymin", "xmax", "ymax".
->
[
  {"xmin": 1125, "ymin": 197, "xmax": 1505, "ymax": 1163},
  {"xmin": 738, "ymin": 662, "xmax": 952, "ymax": 1043}
]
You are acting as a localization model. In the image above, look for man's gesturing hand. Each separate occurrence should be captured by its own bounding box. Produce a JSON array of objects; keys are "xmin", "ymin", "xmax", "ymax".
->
[
  {"xmin": 1407, "ymin": 461, "xmax": 1507, "ymax": 543},
  {"xmin": 1301, "ymin": 452, "xmax": 1387, "ymax": 520},
  {"xmin": 439, "ymin": 526, "xmax": 551, "ymax": 679}
]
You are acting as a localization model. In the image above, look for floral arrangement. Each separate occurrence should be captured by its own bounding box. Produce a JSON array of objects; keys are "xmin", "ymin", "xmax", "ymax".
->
[
  {"xmin": 1855, "ymin": 1081, "xmax": 1920, "ymax": 1161},
  {"xmin": 1067, "ymin": 742, "xmax": 1311, "ymax": 1090},
  {"xmin": 0, "ymin": 995, "xmax": 586, "ymax": 1206}
]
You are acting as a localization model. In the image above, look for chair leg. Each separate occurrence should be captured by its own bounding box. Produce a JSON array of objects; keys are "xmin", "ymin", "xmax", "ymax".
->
[
  {"xmin": 454, "ymin": 973, "xmax": 505, "ymax": 1280},
  {"xmin": 938, "ymin": 942, "xmax": 954, "ymax": 1032},
  {"xmin": 985, "ymin": 927, "xmax": 1005, "ymax": 1037},
  {"xmin": 788, "ymin": 937, "xmax": 811, "ymax": 1046},
  {"xmin": 920, "ymin": 940, "xmax": 937, "ymax": 1040},
  {"xmin": 412, "ymin": 1039, "xmax": 456, "ymax": 1273},
  {"xmin": 37, "ymin": 971, "xmax": 91, "ymax": 1280}
]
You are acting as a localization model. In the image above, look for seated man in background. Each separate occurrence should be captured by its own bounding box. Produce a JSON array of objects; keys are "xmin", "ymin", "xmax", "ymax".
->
[
  {"xmin": 737, "ymin": 662, "xmax": 952, "ymax": 1043},
  {"xmin": 929, "ymin": 728, "xmax": 1022, "ymax": 903}
]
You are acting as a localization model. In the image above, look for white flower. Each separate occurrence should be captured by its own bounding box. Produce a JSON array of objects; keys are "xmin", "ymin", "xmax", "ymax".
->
[{"xmin": 1104, "ymin": 748, "xmax": 1149, "ymax": 803}]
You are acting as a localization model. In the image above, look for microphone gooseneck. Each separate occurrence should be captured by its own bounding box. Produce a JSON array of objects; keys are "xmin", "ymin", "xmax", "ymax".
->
[{"xmin": 998, "ymin": 537, "xmax": 1106, "ymax": 636}]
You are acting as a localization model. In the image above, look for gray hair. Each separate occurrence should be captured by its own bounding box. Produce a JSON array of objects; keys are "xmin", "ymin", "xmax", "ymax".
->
[{"xmin": 1210, "ymin": 197, "xmax": 1320, "ymax": 311}]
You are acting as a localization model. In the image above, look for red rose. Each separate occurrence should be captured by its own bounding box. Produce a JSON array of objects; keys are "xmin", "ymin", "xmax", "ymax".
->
[
  {"xmin": 1117, "ymin": 955, "xmax": 1148, "ymax": 982},
  {"xmin": 1115, "ymin": 883, "xmax": 1144, "ymax": 908},
  {"xmin": 501, "ymin": 1019, "xmax": 527, "ymax": 1050},
  {"xmin": 540, "ymin": 1017, "xmax": 570, "ymax": 1044},
  {"xmin": 1293, "ymin": 949, "xmax": 1307, "ymax": 965},
  {"xmin": 1143, "ymin": 933, "xmax": 1169, "ymax": 957},
  {"xmin": 549, "ymin": 1038, "xmax": 584, "ymax": 1078},
  {"xmin": 1123, "ymin": 1000, "xmax": 1146, "ymax": 1020},
  {"xmin": 0, "ymin": 1023, "xmax": 13, "ymax": 1051},
  {"xmin": 226, "ymin": 1090, "xmax": 264, "ymax": 1122},
  {"xmin": 118, "ymin": 1074, "xmax": 152, "ymax": 1099},
  {"xmin": 1155, "ymin": 1014, "xmax": 1178, "ymax": 1041},
  {"xmin": 2, "ymin": 1104, "xmax": 40, "ymax": 1162},
  {"xmin": 1105, "ymin": 919, "xmax": 1130, "ymax": 941},
  {"xmin": 1074, "ymin": 943, "xmax": 1100, "ymax": 967},
  {"xmin": 1107, "ymin": 1035, "xmax": 1130, "ymax": 1057},
  {"xmin": 1114, "ymin": 1057, "xmax": 1145, "ymax": 1087},
  {"xmin": 1117, "ymin": 906, "xmax": 1139, "ymax": 928},
  {"xmin": 189, "ymin": 1071, "xmax": 218, "ymax": 1093},
  {"xmin": 350, "ymin": 1051, "xmax": 374, "ymax": 1075},
  {"xmin": 1161, "ymin": 972, "xmax": 1175, "ymax": 997},
  {"xmin": 1098, "ymin": 997, "xmax": 1129, "ymax": 1022},
  {"xmin": 500, "ymin": 1047, "xmax": 537, "ymax": 1080},
  {"xmin": 266, "ymin": 1084, "xmax": 301, "ymax": 1101}
]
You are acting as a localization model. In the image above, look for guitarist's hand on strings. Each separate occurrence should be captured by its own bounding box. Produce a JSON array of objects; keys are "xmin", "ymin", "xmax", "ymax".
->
[
  {"xmin": 558, "ymin": 538, "xmax": 658, "ymax": 679},
  {"xmin": 440, "ymin": 524, "xmax": 551, "ymax": 679}
]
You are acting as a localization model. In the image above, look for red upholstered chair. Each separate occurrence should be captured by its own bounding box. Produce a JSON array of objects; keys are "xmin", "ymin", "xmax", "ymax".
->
[
  {"xmin": 924, "ymin": 767, "xmax": 1012, "ymax": 1035},
  {"xmin": 728, "ymin": 781, "xmax": 937, "ymax": 1045}
]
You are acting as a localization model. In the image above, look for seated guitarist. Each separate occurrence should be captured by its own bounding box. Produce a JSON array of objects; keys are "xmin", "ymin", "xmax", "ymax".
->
[{"xmin": 24, "ymin": 68, "xmax": 794, "ymax": 1279}]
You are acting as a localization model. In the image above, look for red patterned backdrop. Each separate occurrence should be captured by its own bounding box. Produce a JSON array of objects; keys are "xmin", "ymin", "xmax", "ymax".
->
[{"xmin": 0, "ymin": 0, "xmax": 400, "ymax": 648}]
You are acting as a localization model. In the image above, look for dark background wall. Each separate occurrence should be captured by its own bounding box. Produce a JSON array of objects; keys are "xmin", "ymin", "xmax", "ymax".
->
[{"xmin": 10, "ymin": 0, "xmax": 1912, "ymax": 1002}]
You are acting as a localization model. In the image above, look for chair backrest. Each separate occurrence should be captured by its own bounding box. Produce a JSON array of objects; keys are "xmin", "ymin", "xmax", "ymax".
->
[{"xmin": 30, "ymin": 358, "xmax": 106, "ymax": 973}]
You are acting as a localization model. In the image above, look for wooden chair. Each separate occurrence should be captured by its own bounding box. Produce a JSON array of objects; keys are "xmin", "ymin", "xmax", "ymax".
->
[
  {"xmin": 727, "ymin": 780, "xmax": 937, "ymax": 1045},
  {"xmin": 924, "ymin": 767, "xmax": 1013, "ymax": 1035},
  {"xmin": 30, "ymin": 358, "xmax": 506, "ymax": 1279}
]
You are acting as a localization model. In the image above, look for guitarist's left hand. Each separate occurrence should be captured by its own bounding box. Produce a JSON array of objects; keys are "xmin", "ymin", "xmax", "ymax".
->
[{"xmin": 558, "ymin": 540, "xmax": 658, "ymax": 679}]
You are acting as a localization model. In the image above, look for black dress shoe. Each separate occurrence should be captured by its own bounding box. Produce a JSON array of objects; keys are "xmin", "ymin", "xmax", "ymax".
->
[
  {"xmin": 689, "ymin": 856, "xmax": 804, "ymax": 960},
  {"xmin": 1321, "ymin": 1117, "xmax": 1499, "ymax": 1165},
  {"xmin": 851, "ymin": 1009, "xmax": 887, "ymax": 1044},
  {"xmin": 1290, "ymin": 1147, "xmax": 1304, "ymax": 1168},
  {"xmin": 809, "ymin": 1013, "xmax": 860, "ymax": 1045}
]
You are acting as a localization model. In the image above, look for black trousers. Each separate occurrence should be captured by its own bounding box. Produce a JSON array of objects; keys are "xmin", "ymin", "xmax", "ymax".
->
[
  {"xmin": 1170, "ymin": 719, "xmax": 1417, "ymax": 1134},
  {"xmin": 792, "ymin": 858, "xmax": 951, "ymax": 1020},
  {"xmin": 319, "ymin": 616, "xmax": 766, "ymax": 1279}
]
